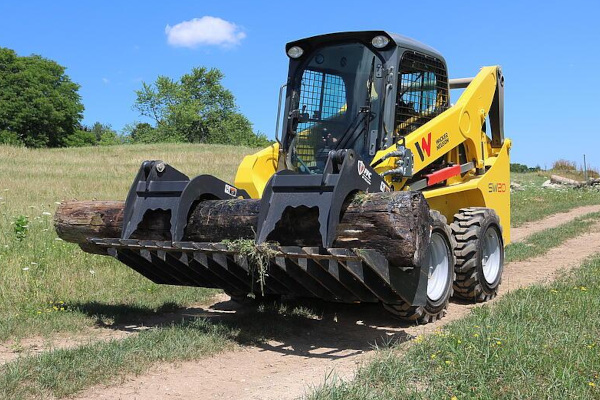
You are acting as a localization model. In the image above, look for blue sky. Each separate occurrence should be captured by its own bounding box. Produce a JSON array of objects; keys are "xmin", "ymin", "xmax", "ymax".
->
[{"xmin": 1, "ymin": 0, "xmax": 599, "ymax": 168}]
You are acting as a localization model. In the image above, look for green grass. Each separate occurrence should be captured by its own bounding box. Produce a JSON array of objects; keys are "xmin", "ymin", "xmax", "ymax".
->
[
  {"xmin": 0, "ymin": 318, "xmax": 237, "ymax": 399},
  {"xmin": 0, "ymin": 300, "xmax": 320, "ymax": 400},
  {"xmin": 511, "ymin": 172, "xmax": 600, "ymax": 226},
  {"xmin": 309, "ymin": 255, "xmax": 600, "ymax": 400},
  {"xmin": 506, "ymin": 211, "xmax": 600, "ymax": 262},
  {"xmin": 0, "ymin": 144, "xmax": 255, "ymax": 341}
]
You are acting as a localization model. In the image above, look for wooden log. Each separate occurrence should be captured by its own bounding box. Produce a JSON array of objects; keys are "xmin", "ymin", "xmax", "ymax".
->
[
  {"xmin": 54, "ymin": 201, "xmax": 124, "ymax": 243},
  {"xmin": 336, "ymin": 192, "xmax": 430, "ymax": 268},
  {"xmin": 55, "ymin": 191, "xmax": 430, "ymax": 268}
]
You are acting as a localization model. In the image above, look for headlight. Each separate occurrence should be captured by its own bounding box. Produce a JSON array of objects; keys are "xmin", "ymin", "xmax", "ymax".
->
[
  {"xmin": 287, "ymin": 46, "xmax": 304, "ymax": 58},
  {"xmin": 371, "ymin": 35, "xmax": 390, "ymax": 49}
]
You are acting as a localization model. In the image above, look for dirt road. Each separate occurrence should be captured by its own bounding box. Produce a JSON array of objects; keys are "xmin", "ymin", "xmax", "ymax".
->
[
  {"xmin": 74, "ymin": 216, "xmax": 600, "ymax": 400},
  {"xmin": 510, "ymin": 204, "xmax": 600, "ymax": 242}
]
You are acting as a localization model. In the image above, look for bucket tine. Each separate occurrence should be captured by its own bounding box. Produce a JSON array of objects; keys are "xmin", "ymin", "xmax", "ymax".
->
[
  {"xmin": 329, "ymin": 248, "xmax": 402, "ymax": 303},
  {"xmin": 206, "ymin": 244, "xmax": 289, "ymax": 295},
  {"xmin": 232, "ymin": 255, "xmax": 290, "ymax": 295},
  {"xmin": 303, "ymin": 248, "xmax": 378, "ymax": 302},
  {"xmin": 274, "ymin": 254, "xmax": 335, "ymax": 300},
  {"xmin": 123, "ymin": 247, "xmax": 187, "ymax": 286},
  {"xmin": 159, "ymin": 251, "xmax": 218, "ymax": 288},
  {"xmin": 108, "ymin": 248, "xmax": 166, "ymax": 284},
  {"xmin": 280, "ymin": 247, "xmax": 357, "ymax": 302},
  {"xmin": 145, "ymin": 250, "xmax": 208, "ymax": 287},
  {"xmin": 186, "ymin": 252, "xmax": 252, "ymax": 294}
]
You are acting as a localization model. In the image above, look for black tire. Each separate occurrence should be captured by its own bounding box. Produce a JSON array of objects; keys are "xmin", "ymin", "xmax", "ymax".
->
[
  {"xmin": 450, "ymin": 207, "xmax": 504, "ymax": 302},
  {"xmin": 383, "ymin": 210, "xmax": 456, "ymax": 324}
]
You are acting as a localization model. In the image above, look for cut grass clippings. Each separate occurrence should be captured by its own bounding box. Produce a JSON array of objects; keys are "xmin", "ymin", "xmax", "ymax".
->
[
  {"xmin": 309, "ymin": 255, "xmax": 600, "ymax": 400},
  {"xmin": 223, "ymin": 238, "xmax": 278, "ymax": 296}
]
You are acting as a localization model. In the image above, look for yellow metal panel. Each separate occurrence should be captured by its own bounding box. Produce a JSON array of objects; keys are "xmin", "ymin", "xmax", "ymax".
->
[
  {"xmin": 423, "ymin": 140, "xmax": 512, "ymax": 244},
  {"xmin": 234, "ymin": 143, "xmax": 279, "ymax": 199},
  {"xmin": 474, "ymin": 139, "xmax": 512, "ymax": 243}
]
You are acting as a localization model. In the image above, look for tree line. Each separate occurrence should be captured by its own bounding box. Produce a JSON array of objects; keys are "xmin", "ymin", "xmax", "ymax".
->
[{"xmin": 0, "ymin": 47, "xmax": 270, "ymax": 148}]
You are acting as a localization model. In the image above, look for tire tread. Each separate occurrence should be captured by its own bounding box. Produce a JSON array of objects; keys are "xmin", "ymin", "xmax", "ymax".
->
[{"xmin": 450, "ymin": 207, "xmax": 503, "ymax": 302}]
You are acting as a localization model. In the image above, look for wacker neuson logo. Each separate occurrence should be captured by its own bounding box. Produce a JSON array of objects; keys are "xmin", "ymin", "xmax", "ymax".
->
[
  {"xmin": 357, "ymin": 160, "xmax": 372, "ymax": 185},
  {"xmin": 224, "ymin": 184, "xmax": 237, "ymax": 197}
]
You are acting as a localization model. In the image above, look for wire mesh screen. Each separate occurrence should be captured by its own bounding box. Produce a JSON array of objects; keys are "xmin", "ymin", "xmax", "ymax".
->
[
  {"xmin": 395, "ymin": 52, "xmax": 448, "ymax": 136},
  {"xmin": 295, "ymin": 70, "xmax": 347, "ymax": 165}
]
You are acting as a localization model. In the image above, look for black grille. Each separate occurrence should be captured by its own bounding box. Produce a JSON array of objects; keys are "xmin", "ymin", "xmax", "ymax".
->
[
  {"xmin": 395, "ymin": 52, "xmax": 448, "ymax": 136},
  {"xmin": 295, "ymin": 70, "xmax": 347, "ymax": 166}
]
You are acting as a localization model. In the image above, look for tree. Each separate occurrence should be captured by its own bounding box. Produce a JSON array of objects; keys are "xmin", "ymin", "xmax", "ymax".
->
[
  {"xmin": 132, "ymin": 67, "xmax": 269, "ymax": 146},
  {"xmin": 510, "ymin": 163, "xmax": 542, "ymax": 173},
  {"xmin": 89, "ymin": 122, "xmax": 121, "ymax": 146},
  {"xmin": 0, "ymin": 48, "xmax": 84, "ymax": 147},
  {"xmin": 63, "ymin": 122, "xmax": 122, "ymax": 147}
]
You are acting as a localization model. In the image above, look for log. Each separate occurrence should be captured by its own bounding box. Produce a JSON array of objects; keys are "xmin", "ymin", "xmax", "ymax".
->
[
  {"xmin": 54, "ymin": 192, "xmax": 430, "ymax": 267},
  {"xmin": 54, "ymin": 201, "xmax": 125, "ymax": 243}
]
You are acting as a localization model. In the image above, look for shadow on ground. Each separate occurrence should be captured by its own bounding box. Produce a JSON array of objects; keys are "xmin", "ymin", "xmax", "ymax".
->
[
  {"xmin": 69, "ymin": 296, "xmax": 447, "ymax": 360},
  {"xmin": 69, "ymin": 301, "xmax": 182, "ymax": 326}
]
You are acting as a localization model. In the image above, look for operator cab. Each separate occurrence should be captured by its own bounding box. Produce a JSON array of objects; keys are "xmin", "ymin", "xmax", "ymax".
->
[{"xmin": 281, "ymin": 31, "xmax": 449, "ymax": 174}]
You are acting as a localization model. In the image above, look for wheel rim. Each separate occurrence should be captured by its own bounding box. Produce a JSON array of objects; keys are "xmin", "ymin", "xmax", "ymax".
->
[
  {"xmin": 482, "ymin": 226, "xmax": 502, "ymax": 284},
  {"xmin": 427, "ymin": 232, "xmax": 450, "ymax": 302}
]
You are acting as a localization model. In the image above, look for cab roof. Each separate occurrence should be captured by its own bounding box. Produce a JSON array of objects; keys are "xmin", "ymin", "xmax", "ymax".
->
[{"xmin": 286, "ymin": 30, "xmax": 445, "ymax": 63}]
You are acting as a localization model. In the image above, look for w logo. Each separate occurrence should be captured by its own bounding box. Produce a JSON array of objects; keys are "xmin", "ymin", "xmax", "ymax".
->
[{"xmin": 414, "ymin": 132, "xmax": 432, "ymax": 161}]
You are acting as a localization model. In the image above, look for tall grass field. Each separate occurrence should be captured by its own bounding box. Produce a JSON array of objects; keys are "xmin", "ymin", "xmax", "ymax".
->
[{"xmin": 0, "ymin": 144, "xmax": 256, "ymax": 341}]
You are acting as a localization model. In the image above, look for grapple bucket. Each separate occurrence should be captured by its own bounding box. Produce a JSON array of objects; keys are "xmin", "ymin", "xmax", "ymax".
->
[
  {"xmin": 87, "ymin": 150, "xmax": 429, "ymax": 307},
  {"xmin": 90, "ymin": 238, "xmax": 428, "ymax": 305}
]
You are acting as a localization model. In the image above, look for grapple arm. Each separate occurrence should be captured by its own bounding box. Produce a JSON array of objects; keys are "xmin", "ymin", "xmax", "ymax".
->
[
  {"xmin": 256, "ymin": 149, "xmax": 390, "ymax": 247},
  {"xmin": 122, "ymin": 160, "xmax": 249, "ymax": 241}
]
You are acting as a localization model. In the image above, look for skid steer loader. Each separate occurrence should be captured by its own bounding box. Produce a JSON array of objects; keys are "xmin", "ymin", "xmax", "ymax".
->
[{"xmin": 81, "ymin": 31, "xmax": 510, "ymax": 323}]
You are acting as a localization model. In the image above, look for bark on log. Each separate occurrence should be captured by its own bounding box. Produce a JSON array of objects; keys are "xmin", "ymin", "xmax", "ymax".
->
[
  {"xmin": 55, "ymin": 192, "xmax": 430, "ymax": 268},
  {"xmin": 54, "ymin": 201, "xmax": 125, "ymax": 243}
]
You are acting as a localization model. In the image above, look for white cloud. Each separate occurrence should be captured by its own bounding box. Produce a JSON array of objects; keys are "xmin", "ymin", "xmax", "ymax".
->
[
  {"xmin": 102, "ymin": 78, "xmax": 110, "ymax": 84},
  {"xmin": 165, "ymin": 16, "xmax": 246, "ymax": 48}
]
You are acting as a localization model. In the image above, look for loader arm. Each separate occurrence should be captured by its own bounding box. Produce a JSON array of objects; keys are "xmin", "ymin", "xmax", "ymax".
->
[
  {"xmin": 372, "ymin": 66, "xmax": 502, "ymax": 181},
  {"xmin": 372, "ymin": 66, "xmax": 511, "ymax": 243}
]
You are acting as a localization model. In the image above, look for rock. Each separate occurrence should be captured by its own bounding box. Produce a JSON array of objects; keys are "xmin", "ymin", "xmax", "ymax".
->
[
  {"xmin": 510, "ymin": 182, "xmax": 523, "ymax": 192},
  {"xmin": 542, "ymin": 180, "xmax": 561, "ymax": 189},
  {"xmin": 550, "ymin": 175, "xmax": 583, "ymax": 188}
]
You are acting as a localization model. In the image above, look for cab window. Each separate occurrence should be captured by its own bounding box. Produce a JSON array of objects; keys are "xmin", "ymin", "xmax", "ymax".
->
[{"xmin": 395, "ymin": 51, "xmax": 448, "ymax": 136}]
